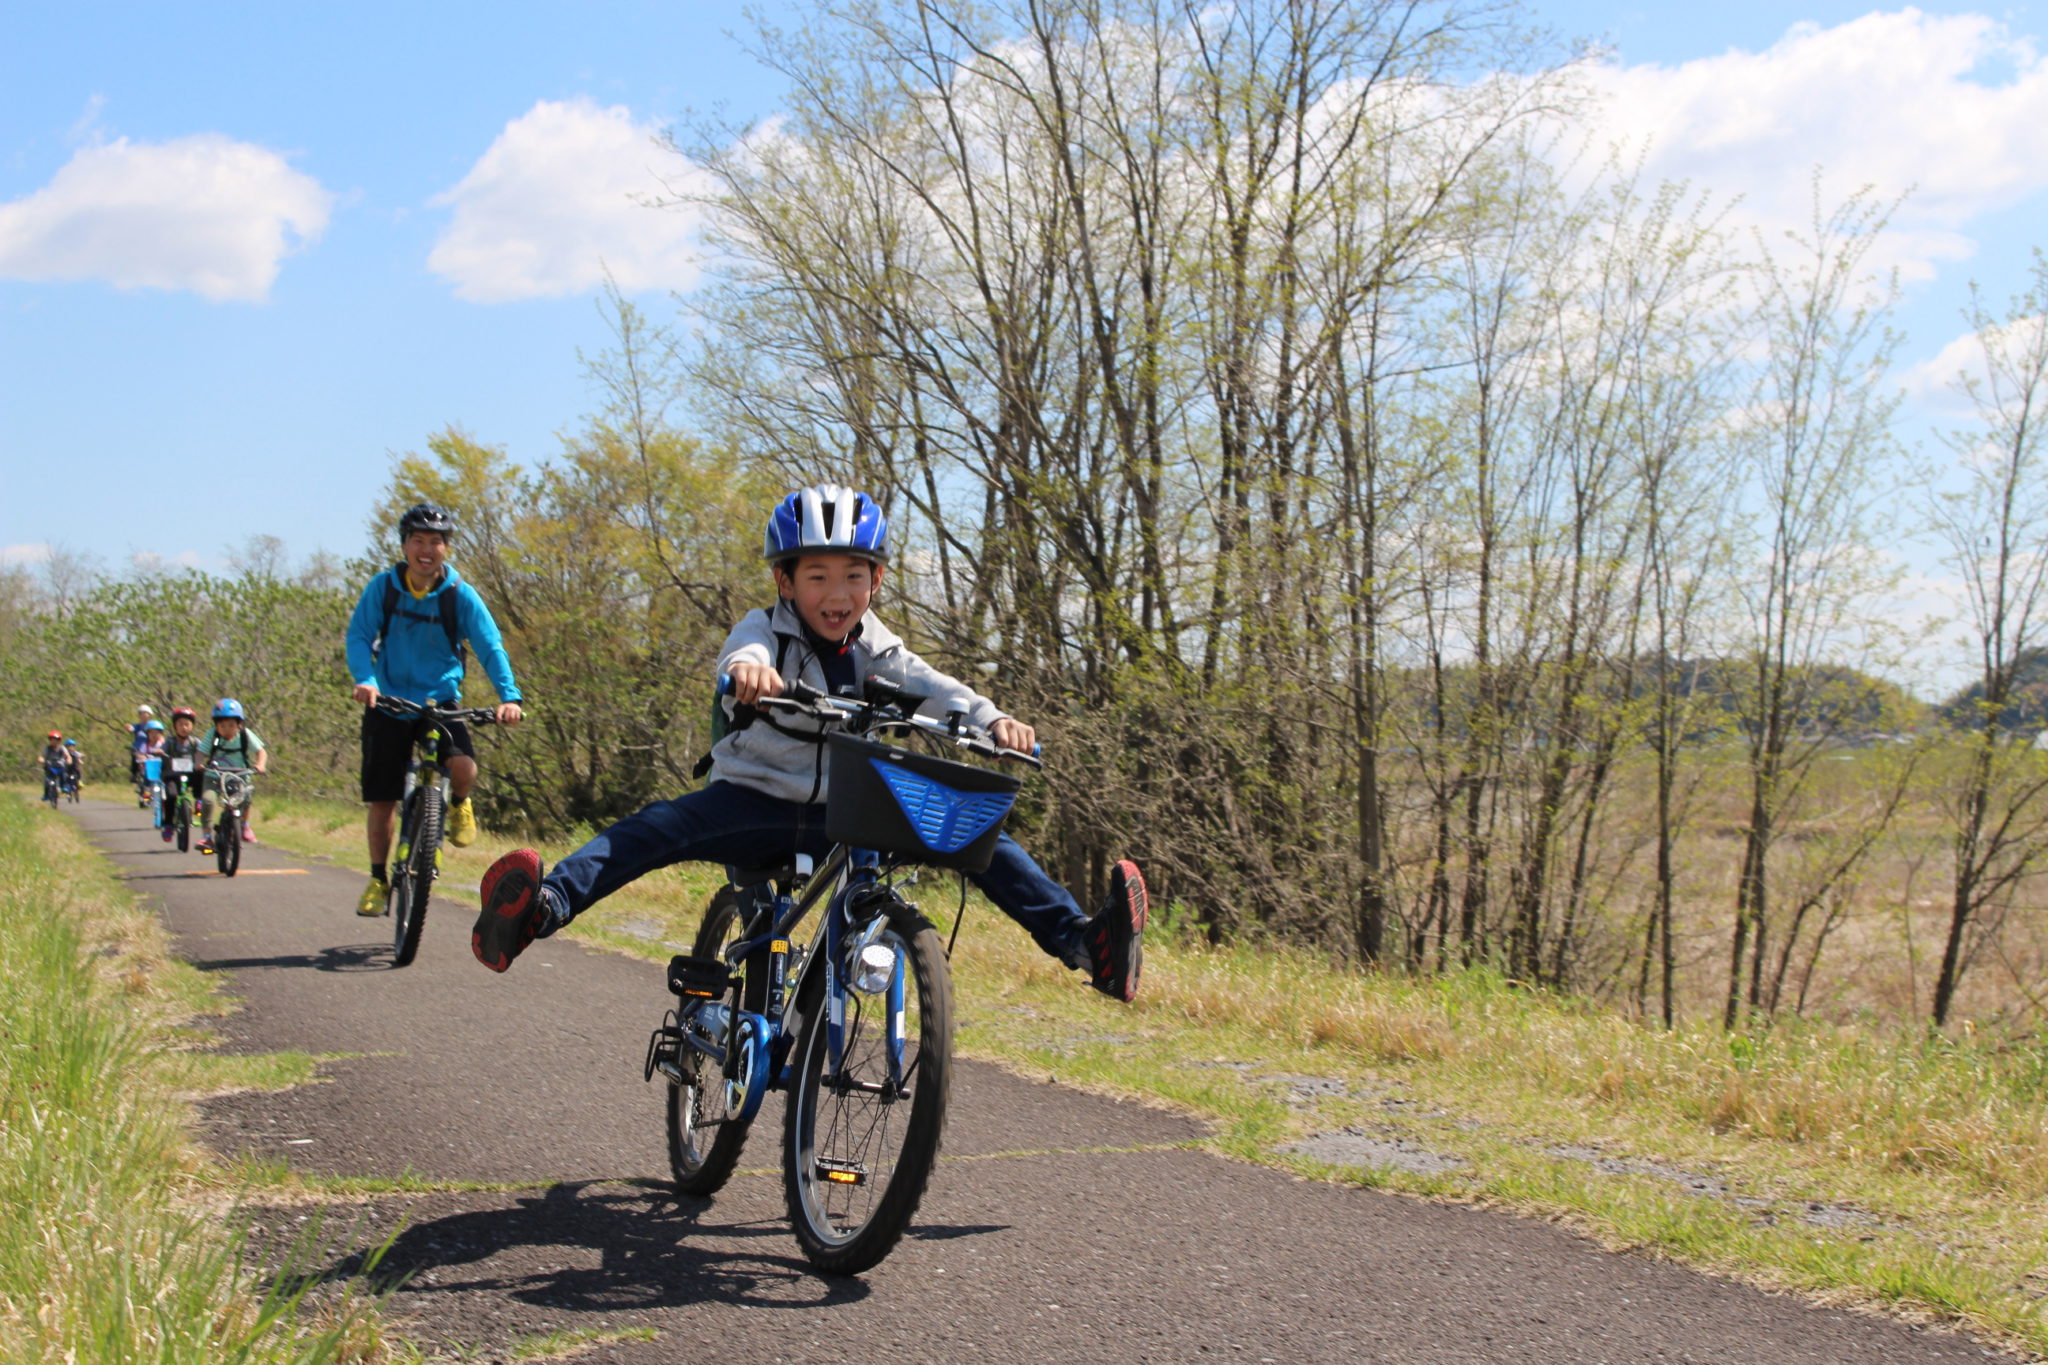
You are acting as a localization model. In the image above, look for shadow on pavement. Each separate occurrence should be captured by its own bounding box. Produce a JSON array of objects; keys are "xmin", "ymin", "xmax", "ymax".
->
[
  {"xmin": 291, "ymin": 1181, "xmax": 881, "ymax": 1311},
  {"xmin": 191, "ymin": 943, "xmax": 398, "ymax": 973}
]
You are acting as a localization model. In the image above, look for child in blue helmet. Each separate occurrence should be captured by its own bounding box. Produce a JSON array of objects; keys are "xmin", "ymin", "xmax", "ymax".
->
[
  {"xmin": 194, "ymin": 699, "xmax": 268, "ymax": 854},
  {"xmin": 474, "ymin": 483, "xmax": 1145, "ymax": 1001}
]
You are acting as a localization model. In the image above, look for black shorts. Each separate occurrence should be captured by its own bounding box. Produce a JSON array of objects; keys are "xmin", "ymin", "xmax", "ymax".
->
[{"xmin": 360, "ymin": 705, "xmax": 475, "ymax": 803}]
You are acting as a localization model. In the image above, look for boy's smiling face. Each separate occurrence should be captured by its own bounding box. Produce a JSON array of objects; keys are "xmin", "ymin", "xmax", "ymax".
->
[{"xmin": 776, "ymin": 553, "xmax": 883, "ymax": 641}]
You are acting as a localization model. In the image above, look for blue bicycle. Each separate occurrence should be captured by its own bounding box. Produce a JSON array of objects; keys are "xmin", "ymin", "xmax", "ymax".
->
[{"xmin": 644, "ymin": 676, "xmax": 1036, "ymax": 1274}]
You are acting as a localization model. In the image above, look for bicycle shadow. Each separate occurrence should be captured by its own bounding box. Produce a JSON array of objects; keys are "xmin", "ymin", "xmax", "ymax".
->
[
  {"xmin": 288, "ymin": 1179, "xmax": 882, "ymax": 1312},
  {"xmin": 189, "ymin": 943, "xmax": 395, "ymax": 974}
]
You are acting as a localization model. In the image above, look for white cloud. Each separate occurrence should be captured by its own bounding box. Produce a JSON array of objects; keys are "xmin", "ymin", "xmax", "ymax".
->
[
  {"xmin": 1, "ymin": 543, "xmax": 54, "ymax": 566},
  {"xmin": 0, "ymin": 134, "xmax": 332, "ymax": 302},
  {"xmin": 428, "ymin": 97, "xmax": 708, "ymax": 303},
  {"xmin": 1574, "ymin": 11, "xmax": 2048, "ymax": 280}
]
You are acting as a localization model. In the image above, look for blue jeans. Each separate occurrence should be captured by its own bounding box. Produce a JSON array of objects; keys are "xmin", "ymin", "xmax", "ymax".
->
[{"xmin": 540, "ymin": 781, "xmax": 1093, "ymax": 967}]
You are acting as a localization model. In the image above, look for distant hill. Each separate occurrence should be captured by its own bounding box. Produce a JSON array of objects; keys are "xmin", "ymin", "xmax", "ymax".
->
[{"xmin": 1938, "ymin": 648, "xmax": 2048, "ymax": 734}]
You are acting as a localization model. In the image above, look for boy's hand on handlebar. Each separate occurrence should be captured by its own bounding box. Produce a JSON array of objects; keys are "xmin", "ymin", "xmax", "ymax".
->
[
  {"xmin": 991, "ymin": 717, "xmax": 1036, "ymax": 755},
  {"xmin": 353, "ymin": 683, "xmax": 379, "ymax": 707},
  {"xmin": 496, "ymin": 702, "xmax": 523, "ymax": 727},
  {"xmin": 728, "ymin": 662, "xmax": 785, "ymax": 706}
]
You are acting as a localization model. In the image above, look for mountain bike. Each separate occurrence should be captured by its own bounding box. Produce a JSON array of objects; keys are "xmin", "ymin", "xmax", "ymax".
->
[
  {"xmin": 206, "ymin": 767, "xmax": 257, "ymax": 877},
  {"xmin": 161, "ymin": 763, "xmax": 199, "ymax": 852},
  {"xmin": 373, "ymin": 696, "xmax": 501, "ymax": 967},
  {"xmin": 644, "ymin": 676, "xmax": 1036, "ymax": 1274}
]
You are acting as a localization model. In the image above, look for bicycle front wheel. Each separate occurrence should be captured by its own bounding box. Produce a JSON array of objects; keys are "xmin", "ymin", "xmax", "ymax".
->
[
  {"xmin": 783, "ymin": 901, "xmax": 952, "ymax": 1275},
  {"xmin": 391, "ymin": 786, "xmax": 443, "ymax": 967},
  {"xmin": 215, "ymin": 811, "xmax": 240, "ymax": 877},
  {"xmin": 175, "ymin": 796, "xmax": 191, "ymax": 852},
  {"xmin": 668, "ymin": 886, "xmax": 761, "ymax": 1197}
]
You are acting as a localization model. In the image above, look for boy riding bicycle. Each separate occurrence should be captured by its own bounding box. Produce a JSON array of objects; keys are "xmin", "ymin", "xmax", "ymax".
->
[
  {"xmin": 474, "ymin": 484, "xmax": 1146, "ymax": 1001},
  {"xmin": 194, "ymin": 699, "xmax": 268, "ymax": 855},
  {"xmin": 346, "ymin": 503, "xmax": 524, "ymax": 915},
  {"xmin": 157, "ymin": 708, "xmax": 204, "ymax": 841},
  {"xmin": 35, "ymin": 732, "xmax": 68, "ymax": 802}
]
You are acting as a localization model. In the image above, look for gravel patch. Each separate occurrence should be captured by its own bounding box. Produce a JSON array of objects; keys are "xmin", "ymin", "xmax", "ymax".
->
[{"xmin": 1283, "ymin": 1128, "xmax": 1466, "ymax": 1176}]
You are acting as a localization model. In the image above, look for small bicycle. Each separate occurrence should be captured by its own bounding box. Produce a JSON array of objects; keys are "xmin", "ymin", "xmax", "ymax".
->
[
  {"xmin": 372, "ymin": 696, "xmax": 501, "ymax": 967},
  {"xmin": 205, "ymin": 767, "xmax": 257, "ymax": 877},
  {"xmin": 160, "ymin": 760, "xmax": 200, "ymax": 852},
  {"xmin": 644, "ymin": 676, "xmax": 1036, "ymax": 1274},
  {"xmin": 41, "ymin": 761, "xmax": 65, "ymax": 809},
  {"xmin": 139, "ymin": 757, "xmax": 165, "ymax": 825}
]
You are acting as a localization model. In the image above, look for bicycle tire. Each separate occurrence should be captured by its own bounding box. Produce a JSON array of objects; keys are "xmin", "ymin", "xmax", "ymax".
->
[
  {"xmin": 175, "ymin": 793, "xmax": 191, "ymax": 853},
  {"xmin": 216, "ymin": 810, "xmax": 240, "ymax": 877},
  {"xmin": 783, "ymin": 897, "xmax": 952, "ymax": 1275},
  {"xmin": 149, "ymin": 784, "xmax": 164, "ymax": 828},
  {"xmin": 391, "ymin": 785, "xmax": 443, "ymax": 967},
  {"xmin": 667, "ymin": 886, "xmax": 765, "ymax": 1196}
]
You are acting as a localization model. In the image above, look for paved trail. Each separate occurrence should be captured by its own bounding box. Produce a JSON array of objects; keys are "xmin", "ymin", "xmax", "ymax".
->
[{"xmin": 68, "ymin": 798, "xmax": 2012, "ymax": 1363}]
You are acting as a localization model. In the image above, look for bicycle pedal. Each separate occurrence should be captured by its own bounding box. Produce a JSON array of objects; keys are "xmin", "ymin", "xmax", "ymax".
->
[
  {"xmin": 666, "ymin": 954, "xmax": 733, "ymax": 1000},
  {"xmin": 813, "ymin": 1157, "xmax": 869, "ymax": 1186}
]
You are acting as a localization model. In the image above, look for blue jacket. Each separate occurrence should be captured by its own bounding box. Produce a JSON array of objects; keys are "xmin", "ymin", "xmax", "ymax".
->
[{"xmin": 345, "ymin": 565, "xmax": 522, "ymax": 705}]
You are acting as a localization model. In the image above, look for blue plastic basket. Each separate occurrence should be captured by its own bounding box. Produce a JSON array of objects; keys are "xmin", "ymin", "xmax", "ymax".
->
[{"xmin": 825, "ymin": 733, "xmax": 1021, "ymax": 872}]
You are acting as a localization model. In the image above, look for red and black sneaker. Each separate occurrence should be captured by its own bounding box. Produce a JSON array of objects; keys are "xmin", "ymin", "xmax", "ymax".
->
[
  {"xmin": 1081, "ymin": 859, "xmax": 1148, "ymax": 1002},
  {"xmin": 473, "ymin": 848, "xmax": 548, "ymax": 973}
]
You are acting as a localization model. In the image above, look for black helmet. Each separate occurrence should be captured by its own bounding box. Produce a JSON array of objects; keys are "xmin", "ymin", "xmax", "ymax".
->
[{"xmin": 399, "ymin": 504, "xmax": 456, "ymax": 540}]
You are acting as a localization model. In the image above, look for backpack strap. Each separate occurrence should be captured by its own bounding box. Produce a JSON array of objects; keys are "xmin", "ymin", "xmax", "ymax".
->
[
  {"xmin": 377, "ymin": 565, "xmax": 468, "ymax": 679},
  {"xmin": 692, "ymin": 608, "xmax": 801, "ymax": 780}
]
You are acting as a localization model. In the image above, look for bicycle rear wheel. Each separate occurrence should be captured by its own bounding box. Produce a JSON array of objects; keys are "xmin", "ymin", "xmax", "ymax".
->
[
  {"xmin": 215, "ymin": 810, "xmax": 240, "ymax": 876},
  {"xmin": 390, "ymin": 786, "xmax": 443, "ymax": 967},
  {"xmin": 783, "ymin": 899, "xmax": 952, "ymax": 1275},
  {"xmin": 667, "ymin": 886, "xmax": 766, "ymax": 1196}
]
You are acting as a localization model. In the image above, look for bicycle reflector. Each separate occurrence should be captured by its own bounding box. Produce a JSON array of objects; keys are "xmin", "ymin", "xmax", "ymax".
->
[{"xmin": 824, "ymin": 734, "xmax": 1020, "ymax": 873}]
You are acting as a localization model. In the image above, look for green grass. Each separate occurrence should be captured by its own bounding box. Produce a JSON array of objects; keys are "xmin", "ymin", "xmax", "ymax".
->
[
  {"xmin": 250, "ymin": 790, "xmax": 2048, "ymax": 1357},
  {"xmin": 0, "ymin": 790, "xmax": 398, "ymax": 1364}
]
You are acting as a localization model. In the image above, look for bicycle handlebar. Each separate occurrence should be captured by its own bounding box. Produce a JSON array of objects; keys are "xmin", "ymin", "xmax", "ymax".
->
[
  {"xmin": 717, "ymin": 673, "xmax": 1042, "ymax": 768},
  {"xmin": 371, "ymin": 695, "xmax": 503, "ymax": 727}
]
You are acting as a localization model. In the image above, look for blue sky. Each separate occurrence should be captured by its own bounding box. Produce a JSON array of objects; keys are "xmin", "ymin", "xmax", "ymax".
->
[{"xmin": 5, "ymin": 2, "xmax": 2047, "ymax": 600}]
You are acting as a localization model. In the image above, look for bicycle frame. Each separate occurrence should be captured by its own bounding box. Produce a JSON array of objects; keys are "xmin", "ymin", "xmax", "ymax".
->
[{"xmin": 674, "ymin": 842, "xmax": 912, "ymax": 1115}]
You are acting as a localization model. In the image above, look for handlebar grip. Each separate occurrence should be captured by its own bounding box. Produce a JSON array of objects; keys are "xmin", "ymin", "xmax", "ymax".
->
[{"xmin": 716, "ymin": 673, "xmax": 734, "ymax": 697}]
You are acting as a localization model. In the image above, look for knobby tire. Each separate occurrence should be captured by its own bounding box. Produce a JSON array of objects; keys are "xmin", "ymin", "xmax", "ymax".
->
[
  {"xmin": 783, "ymin": 900, "xmax": 952, "ymax": 1275},
  {"xmin": 668, "ymin": 885, "xmax": 764, "ymax": 1197},
  {"xmin": 215, "ymin": 810, "xmax": 240, "ymax": 877},
  {"xmin": 390, "ymin": 785, "xmax": 443, "ymax": 967},
  {"xmin": 175, "ymin": 792, "xmax": 191, "ymax": 853}
]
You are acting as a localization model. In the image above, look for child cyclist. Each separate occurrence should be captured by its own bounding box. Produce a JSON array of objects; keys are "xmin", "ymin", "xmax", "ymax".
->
[
  {"xmin": 194, "ymin": 699, "xmax": 268, "ymax": 855},
  {"xmin": 157, "ymin": 708, "xmax": 205, "ymax": 842},
  {"xmin": 346, "ymin": 504, "xmax": 525, "ymax": 916},
  {"xmin": 473, "ymin": 484, "xmax": 1147, "ymax": 1001}
]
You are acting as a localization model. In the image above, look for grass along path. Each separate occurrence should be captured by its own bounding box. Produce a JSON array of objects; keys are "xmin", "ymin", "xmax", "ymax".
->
[
  {"xmin": 249, "ymin": 792, "xmax": 2048, "ymax": 1358},
  {"xmin": 0, "ymin": 789, "xmax": 400, "ymax": 1364}
]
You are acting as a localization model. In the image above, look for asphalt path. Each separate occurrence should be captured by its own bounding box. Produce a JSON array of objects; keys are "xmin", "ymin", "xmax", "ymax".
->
[{"xmin": 64, "ymin": 796, "xmax": 2015, "ymax": 1364}]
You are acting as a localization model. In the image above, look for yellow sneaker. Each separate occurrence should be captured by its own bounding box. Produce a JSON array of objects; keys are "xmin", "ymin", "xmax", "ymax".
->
[
  {"xmin": 447, "ymin": 797, "xmax": 478, "ymax": 848},
  {"xmin": 357, "ymin": 878, "xmax": 388, "ymax": 917}
]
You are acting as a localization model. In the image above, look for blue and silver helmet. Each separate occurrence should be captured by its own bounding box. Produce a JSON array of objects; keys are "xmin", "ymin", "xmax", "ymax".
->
[
  {"xmin": 212, "ymin": 698, "xmax": 246, "ymax": 721},
  {"xmin": 762, "ymin": 484, "xmax": 888, "ymax": 564}
]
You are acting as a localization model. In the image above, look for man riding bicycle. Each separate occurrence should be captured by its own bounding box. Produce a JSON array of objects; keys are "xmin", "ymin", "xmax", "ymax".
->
[{"xmin": 345, "ymin": 503, "xmax": 524, "ymax": 916}]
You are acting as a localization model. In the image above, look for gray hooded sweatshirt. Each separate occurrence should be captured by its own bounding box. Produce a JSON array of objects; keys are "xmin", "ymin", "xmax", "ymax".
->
[{"xmin": 708, "ymin": 598, "xmax": 1009, "ymax": 805}]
